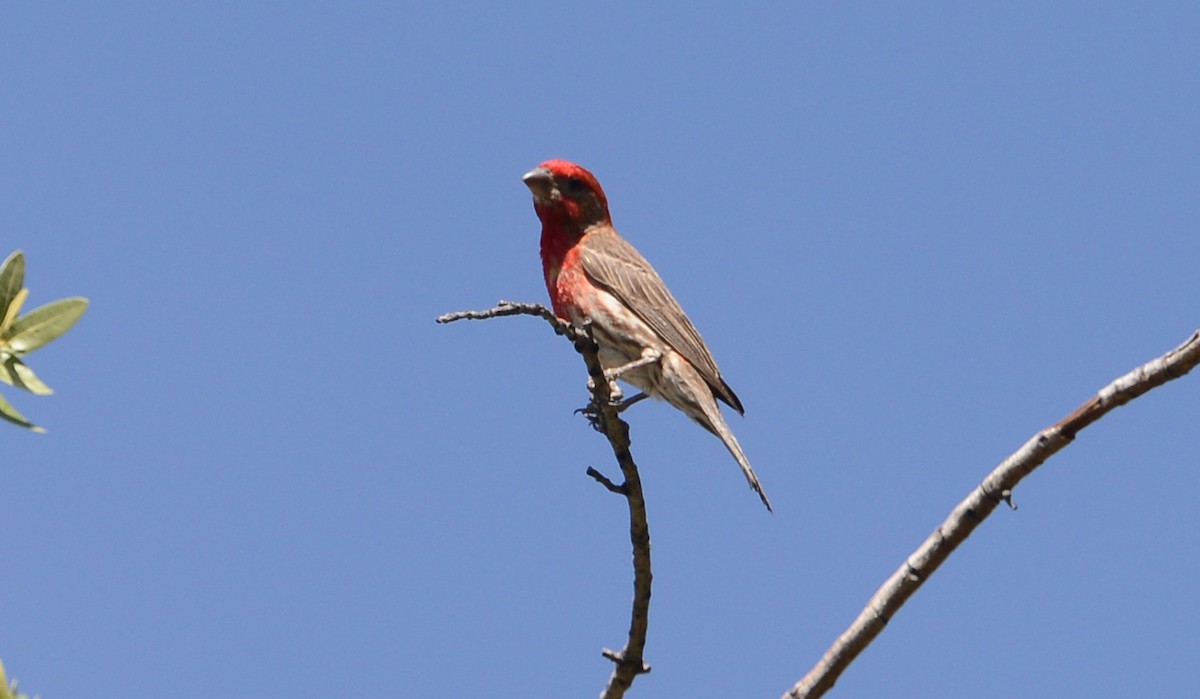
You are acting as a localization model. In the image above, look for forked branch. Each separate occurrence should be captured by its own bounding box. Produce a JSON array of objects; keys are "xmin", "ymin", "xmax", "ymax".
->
[{"xmin": 438, "ymin": 300, "xmax": 653, "ymax": 699}]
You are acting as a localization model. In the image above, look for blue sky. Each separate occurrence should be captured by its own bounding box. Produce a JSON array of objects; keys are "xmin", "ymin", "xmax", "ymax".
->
[{"xmin": 2, "ymin": 4, "xmax": 1197, "ymax": 697}]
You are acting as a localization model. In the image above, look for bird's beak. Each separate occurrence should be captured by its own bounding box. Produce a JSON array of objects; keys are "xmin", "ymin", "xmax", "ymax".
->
[{"xmin": 522, "ymin": 167, "xmax": 554, "ymax": 201}]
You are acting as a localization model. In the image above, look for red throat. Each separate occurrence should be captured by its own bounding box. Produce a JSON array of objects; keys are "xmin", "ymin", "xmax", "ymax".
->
[{"xmin": 537, "ymin": 212, "xmax": 580, "ymax": 317}]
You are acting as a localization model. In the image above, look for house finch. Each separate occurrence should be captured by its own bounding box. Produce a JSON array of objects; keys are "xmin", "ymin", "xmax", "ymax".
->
[{"xmin": 523, "ymin": 159, "xmax": 771, "ymax": 511}]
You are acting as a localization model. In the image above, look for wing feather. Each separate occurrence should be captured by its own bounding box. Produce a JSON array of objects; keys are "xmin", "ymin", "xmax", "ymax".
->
[{"xmin": 579, "ymin": 226, "xmax": 744, "ymax": 413}]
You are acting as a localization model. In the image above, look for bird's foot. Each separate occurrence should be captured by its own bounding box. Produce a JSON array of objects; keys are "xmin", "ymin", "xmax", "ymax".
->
[
  {"xmin": 575, "ymin": 390, "xmax": 650, "ymax": 432},
  {"xmin": 587, "ymin": 374, "xmax": 625, "ymax": 404},
  {"xmin": 574, "ymin": 399, "xmax": 607, "ymax": 432},
  {"xmin": 613, "ymin": 392, "xmax": 650, "ymax": 413},
  {"xmin": 603, "ymin": 349, "xmax": 661, "ymax": 382}
]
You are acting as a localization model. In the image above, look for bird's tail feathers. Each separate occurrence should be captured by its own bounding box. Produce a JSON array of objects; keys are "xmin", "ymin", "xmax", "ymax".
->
[{"xmin": 709, "ymin": 414, "xmax": 772, "ymax": 512}]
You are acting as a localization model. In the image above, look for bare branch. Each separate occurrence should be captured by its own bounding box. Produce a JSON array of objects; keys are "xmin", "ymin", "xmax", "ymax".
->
[
  {"xmin": 784, "ymin": 329, "xmax": 1200, "ymax": 699},
  {"xmin": 437, "ymin": 300, "xmax": 565, "ymax": 330},
  {"xmin": 587, "ymin": 466, "xmax": 627, "ymax": 495},
  {"xmin": 582, "ymin": 351, "xmax": 653, "ymax": 699},
  {"xmin": 439, "ymin": 301, "xmax": 653, "ymax": 698}
]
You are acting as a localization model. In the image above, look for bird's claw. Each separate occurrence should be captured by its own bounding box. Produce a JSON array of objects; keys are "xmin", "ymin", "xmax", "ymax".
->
[
  {"xmin": 575, "ymin": 389, "xmax": 650, "ymax": 432},
  {"xmin": 587, "ymin": 375, "xmax": 625, "ymax": 404},
  {"xmin": 574, "ymin": 400, "xmax": 607, "ymax": 432}
]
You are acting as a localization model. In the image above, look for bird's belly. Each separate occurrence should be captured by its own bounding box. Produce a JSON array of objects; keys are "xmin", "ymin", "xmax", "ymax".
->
[{"xmin": 569, "ymin": 284, "xmax": 670, "ymax": 396}]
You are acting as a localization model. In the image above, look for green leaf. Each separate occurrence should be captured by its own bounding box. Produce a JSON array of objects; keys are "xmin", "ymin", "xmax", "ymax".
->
[
  {"xmin": 0, "ymin": 251, "xmax": 24, "ymax": 326},
  {"xmin": 4, "ymin": 355, "xmax": 53, "ymax": 395},
  {"xmin": 0, "ymin": 288, "xmax": 27, "ymax": 339},
  {"xmin": 6, "ymin": 296, "xmax": 89, "ymax": 353},
  {"xmin": 0, "ymin": 390, "xmax": 44, "ymax": 432},
  {"xmin": 0, "ymin": 657, "xmax": 31, "ymax": 699}
]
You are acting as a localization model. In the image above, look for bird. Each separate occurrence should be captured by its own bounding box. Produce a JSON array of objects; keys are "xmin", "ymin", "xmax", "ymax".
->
[{"xmin": 522, "ymin": 159, "xmax": 771, "ymax": 511}]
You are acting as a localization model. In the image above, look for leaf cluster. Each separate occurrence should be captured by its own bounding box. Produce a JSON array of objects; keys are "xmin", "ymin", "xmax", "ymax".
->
[
  {"xmin": 0, "ymin": 250, "xmax": 88, "ymax": 432},
  {"xmin": 0, "ymin": 659, "xmax": 32, "ymax": 699}
]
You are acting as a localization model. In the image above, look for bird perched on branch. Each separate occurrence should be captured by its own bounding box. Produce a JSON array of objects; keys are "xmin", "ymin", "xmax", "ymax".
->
[{"xmin": 522, "ymin": 159, "xmax": 771, "ymax": 511}]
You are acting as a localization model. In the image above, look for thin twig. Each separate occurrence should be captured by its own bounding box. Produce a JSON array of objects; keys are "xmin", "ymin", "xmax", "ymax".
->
[
  {"xmin": 587, "ymin": 466, "xmax": 627, "ymax": 495},
  {"xmin": 784, "ymin": 329, "xmax": 1200, "ymax": 699},
  {"xmin": 439, "ymin": 300, "xmax": 653, "ymax": 699},
  {"xmin": 437, "ymin": 300, "xmax": 564, "ymax": 331}
]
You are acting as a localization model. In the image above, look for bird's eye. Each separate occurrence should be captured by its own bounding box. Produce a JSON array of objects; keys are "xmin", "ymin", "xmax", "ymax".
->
[{"xmin": 565, "ymin": 177, "xmax": 588, "ymax": 194}]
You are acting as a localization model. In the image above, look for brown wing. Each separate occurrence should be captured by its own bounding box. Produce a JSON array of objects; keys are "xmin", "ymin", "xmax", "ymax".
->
[{"xmin": 578, "ymin": 226, "xmax": 744, "ymax": 413}]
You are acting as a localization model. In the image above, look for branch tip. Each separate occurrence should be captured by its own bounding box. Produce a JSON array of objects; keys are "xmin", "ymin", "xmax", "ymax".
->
[
  {"xmin": 785, "ymin": 329, "xmax": 1200, "ymax": 698},
  {"xmin": 586, "ymin": 466, "xmax": 627, "ymax": 495}
]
